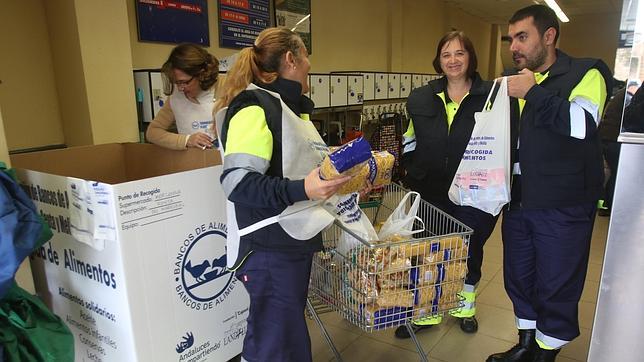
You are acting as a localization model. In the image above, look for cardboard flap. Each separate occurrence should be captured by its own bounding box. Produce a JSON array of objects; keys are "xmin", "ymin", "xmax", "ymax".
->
[{"xmin": 11, "ymin": 143, "xmax": 222, "ymax": 185}]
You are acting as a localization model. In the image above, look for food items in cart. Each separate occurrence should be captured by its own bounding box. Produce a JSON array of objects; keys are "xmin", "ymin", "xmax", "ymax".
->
[
  {"xmin": 414, "ymin": 264, "xmax": 439, "ymax": 285},
  {"xmin": 413, "ymin": 285, "xmax": 438, "ymax": 319},
  {"xmin": 437, "ymin": 281, "xmax": 465, "ymax": 309},
  {"xmin": 443, "ymin": 261, "xmax": 467, "ymax": 281},
  {"xmin": 353, "ymin": 246, "xmax": 389, "ymax": 273},
  {"xmin": 347, "ymin": 269, "xmax": 379, "ymax": 304},
  {"xmin": 401, "ymin": 236, "xmax": 467, "ymax": 258},
  {"xmin": 362, "ymin": 303, "xmax": 413, "ymax": 330},
  {"xmin": 379, "ymin": 256, "xmax": 412, "ymax": 289},
  {"xmin": 377, "ymin": 289, "xmax": 415, "ymax": 308}
]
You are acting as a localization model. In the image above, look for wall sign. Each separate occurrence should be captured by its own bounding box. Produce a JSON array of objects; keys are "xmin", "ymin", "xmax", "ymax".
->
[
  {"xmin": 218, "ymin": 0, "xmax": 270, "ymax": 49},
  {"xmin": 275, "ymin": 0, "xmax": 311, "ymax": 54},
  {"xmin": 136, "ymin": 0, "xmax": 210, "ymax": 45}
]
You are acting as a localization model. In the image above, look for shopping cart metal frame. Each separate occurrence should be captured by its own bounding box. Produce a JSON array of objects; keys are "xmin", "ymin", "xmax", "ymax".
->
[{"xmin": 307, "ymin": 183, "xmax": 473, "ymax": 361}]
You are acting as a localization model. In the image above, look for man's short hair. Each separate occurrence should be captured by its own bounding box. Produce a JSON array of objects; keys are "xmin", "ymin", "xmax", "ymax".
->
[{"xmin": 510, "ymin": 4, "xmax": 560, "ymax": 44}]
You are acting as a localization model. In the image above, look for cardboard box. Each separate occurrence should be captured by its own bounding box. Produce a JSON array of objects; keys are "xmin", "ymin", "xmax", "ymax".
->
[{"xmin": 11, "ymin": 143, "xmax": 249, "ymax": 362}]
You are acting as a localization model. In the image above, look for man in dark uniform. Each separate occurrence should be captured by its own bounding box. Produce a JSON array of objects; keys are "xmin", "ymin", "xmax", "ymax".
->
[{"xmin": 487, "ymin": 5, "xmax": 612, "ymax": 362}]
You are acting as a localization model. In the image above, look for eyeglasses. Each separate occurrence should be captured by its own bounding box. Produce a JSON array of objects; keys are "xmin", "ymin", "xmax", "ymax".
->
[{"xmin": 174, "ymin": 76, "xmax": 194, "ymax": 87}]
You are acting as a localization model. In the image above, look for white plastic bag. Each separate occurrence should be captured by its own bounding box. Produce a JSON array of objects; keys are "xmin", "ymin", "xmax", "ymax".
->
[
  {"xmin": 327, "ymin": 193, "xmax": 379, "ymax": 256},
  {"xmin": 448, "ymin": 77, "xmax": 511, "ymax": 216},
  {"xmin": 377, "ymin": 191, "xmax": 425, "ymax": 240}
]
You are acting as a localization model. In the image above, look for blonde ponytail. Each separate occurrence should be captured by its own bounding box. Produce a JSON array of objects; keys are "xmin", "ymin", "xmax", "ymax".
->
[
  {"xmin": 213, "ymin": 27, "xmax": 303, "ymax": 114},
  {"xmin": 214, "ymin": 47, "xmax": 255, "ymax": 113}
]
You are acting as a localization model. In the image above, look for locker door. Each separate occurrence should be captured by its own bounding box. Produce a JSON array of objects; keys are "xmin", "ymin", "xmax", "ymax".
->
[
  {"xmin": 375, "ymin": 73, "xmax": 388, "ymax": 99},
  {"xmin": 330, "ymin": 75, "xmax": 348, "ymax": 106},
  {"xmin": 388, "ymin": 73, "xmax": 401, "ymax": 98},
  {"xmin": 363, "ymin": 73, "xmax": 375, "ymax": 101},
  {"xmin": 412, "ymin": 74, "xmax": 423, "ymax": 90},
  {"xmin": 347, "ymin": 75, "xmax": 364, "ymax": 105},
  {"xmin": 400, "ymin": 74, "xmax": 412, "ymax": 98},
  {"xmin": 310, "ymin": 74, "xmax": 330, "ymax": 108}
]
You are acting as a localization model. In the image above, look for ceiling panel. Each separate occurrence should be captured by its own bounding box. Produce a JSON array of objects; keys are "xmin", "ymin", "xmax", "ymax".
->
[{"xmin": 444, "ymin": 0, "xmax": 623, "ymax": 24}]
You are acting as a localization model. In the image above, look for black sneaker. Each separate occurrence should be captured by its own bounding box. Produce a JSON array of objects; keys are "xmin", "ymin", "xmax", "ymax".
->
[
  {"xmin": 394, "ymin": 323, "xmax": 433, "ymax": 339},
  {"xmin": 459, "ymin": 316, "xmax": 478, "ymax": 333}
]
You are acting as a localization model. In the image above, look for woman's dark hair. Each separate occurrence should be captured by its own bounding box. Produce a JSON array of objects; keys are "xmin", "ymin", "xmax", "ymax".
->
[
  {"xmin": 161, "ymin": 43, "xmax": 219, "ymax": 95},
  {"xmin": 432, "ymin": 31, "xmax": 478, "ymax": 79}
]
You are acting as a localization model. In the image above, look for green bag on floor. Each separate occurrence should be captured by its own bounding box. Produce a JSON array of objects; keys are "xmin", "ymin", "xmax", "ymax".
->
[{"xmin": 0, "ymin": 282, "xmax": 74, "ymax": 362}]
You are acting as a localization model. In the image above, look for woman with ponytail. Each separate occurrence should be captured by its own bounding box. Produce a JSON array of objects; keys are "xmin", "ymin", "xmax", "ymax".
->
[
  {"xmin": 215, "ymin": 28, "xmax": 350, "ymax": 362},
  {"xmin": 146, "ymin": 43, "xmax": 219, "ymax": 150}
]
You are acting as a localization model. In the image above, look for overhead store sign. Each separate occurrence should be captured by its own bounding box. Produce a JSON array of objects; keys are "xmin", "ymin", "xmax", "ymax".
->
[
  {"xmin": 136, "ymin": 0, "xmax": 210, "ymax": 45},
  {"xmin": 218, "ymin": 0, "xmax": 270, "ymax": 49}
]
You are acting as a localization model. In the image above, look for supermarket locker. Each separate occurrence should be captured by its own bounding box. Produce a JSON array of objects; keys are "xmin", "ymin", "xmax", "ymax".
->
[
  {"xmin": 310, "ymin": 74, "xmax": 330, "ymax": 108},
  {"xmin": 422, "ymin": 74, "xmax": 433, "ymax": 86},
  {"xmin": 400, "ymin": 74, "xmax": 412, "ymax": 98},
  {"xmin": 348, "ymin": 74, "xmax": 364, "ymax": 105},
  {"xmin": 411, "ymin": 74, "xmax": 423, "ymax": 90},
  {"xmin": 375, "ymin": 73, "xmax": 388, "ymax": 99},
  {"xmin": 388, "ymin": 73, "xmax": 401, "ymax": 99},
  {"xmin": 330, "ymin": 75, "xmax": 348, "ymax": 107},
  {"xmin": 363, "ymin": 72, "xmax": 375, "ymax": 101}
]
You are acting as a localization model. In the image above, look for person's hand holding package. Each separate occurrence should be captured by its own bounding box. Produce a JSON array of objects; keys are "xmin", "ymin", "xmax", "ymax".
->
[{"xmin": 304, "ymin": 168, "xmax": 351, "ymax": 200}]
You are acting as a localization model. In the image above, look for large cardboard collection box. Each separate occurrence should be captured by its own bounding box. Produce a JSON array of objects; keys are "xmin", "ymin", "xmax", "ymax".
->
[{"xmin": 11, "ymin": 143, "xmax": 249, "ymax": 362}]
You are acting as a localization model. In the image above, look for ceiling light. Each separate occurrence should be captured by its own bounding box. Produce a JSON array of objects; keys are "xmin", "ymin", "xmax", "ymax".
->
[
  {"xmin": 291, "ymin": 14, "xmax": 310, "ymax": 32},
  {"xmin": 543, "ymin": 0, "xmax": 570, "ymax": 23}
]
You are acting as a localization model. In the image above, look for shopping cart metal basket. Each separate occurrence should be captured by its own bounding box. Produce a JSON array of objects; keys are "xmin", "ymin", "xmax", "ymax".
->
[{"xmin": 307, "ymin": 183, "xmax": 473, "ymax": 361}]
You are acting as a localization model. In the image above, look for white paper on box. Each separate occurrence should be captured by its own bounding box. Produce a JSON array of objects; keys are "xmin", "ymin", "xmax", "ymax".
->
[{"xmin": 68, "ymin": 177, "xmax": 117, "ymax": 251}]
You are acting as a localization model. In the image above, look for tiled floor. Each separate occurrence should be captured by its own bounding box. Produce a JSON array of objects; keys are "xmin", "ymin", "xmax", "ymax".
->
[{"xmin": 307, "ymin": 215, "xmax": 610, "ymax": 362}]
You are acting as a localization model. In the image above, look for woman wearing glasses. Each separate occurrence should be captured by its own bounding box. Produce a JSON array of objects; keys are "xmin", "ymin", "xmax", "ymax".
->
[{"xmin": 145, "ymin": 43, "xmax": 219, "ymax": 150}]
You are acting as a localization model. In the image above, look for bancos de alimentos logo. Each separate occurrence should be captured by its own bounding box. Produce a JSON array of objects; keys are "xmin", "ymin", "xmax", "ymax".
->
[{"xmin": 174, "ymin": 222, "xmax": 238, "ymax": 311}]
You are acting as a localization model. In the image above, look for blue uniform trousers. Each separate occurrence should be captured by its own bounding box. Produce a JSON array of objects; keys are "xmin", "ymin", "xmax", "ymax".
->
[
  {"xmin": 236, "ymin": 250, "xmax": 314, "ymax": 362},
  {"xmin": 502, "ymin": 202, "xmax": 596, "ymax": 346},
  {"xmin": 451, "ymin": 205, "xmax": 498, "ymax": 287}
]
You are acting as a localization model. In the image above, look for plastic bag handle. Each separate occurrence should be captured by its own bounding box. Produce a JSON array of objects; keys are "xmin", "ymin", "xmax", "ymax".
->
[
  {"xmin": 409, "ymin": 215, "xmax": 425, "ymax": 234},
  {"xmin": 481, "ymin": 77, "xmax": 507, "ymax": 112}
]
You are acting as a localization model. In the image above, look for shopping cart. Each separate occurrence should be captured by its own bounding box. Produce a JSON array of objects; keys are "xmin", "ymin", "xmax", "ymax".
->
[{"xmin": 307, "ymin": 183, "xmax": 473, "ymax": 362}]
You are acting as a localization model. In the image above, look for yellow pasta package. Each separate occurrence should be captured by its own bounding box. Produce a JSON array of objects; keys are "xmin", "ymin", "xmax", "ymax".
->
[
  {"xmin": 377, "ymin": 289, "xmax": 415, "ymax": 308},
  {"xmin": 320, "ymin": 138, "xmax": 395, "ymax": 194}
]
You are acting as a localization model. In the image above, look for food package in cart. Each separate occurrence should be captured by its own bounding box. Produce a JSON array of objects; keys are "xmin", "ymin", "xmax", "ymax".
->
[
  {"xmin": 401, "ymin": 236, "xmax": 467, "ymax": 258},
  {"xmin": 319, "ymin": 137, "xmax": 395, "ymax": 194},
  {"xmin": 377, "ymin": 288, "xmax": 415, "ymax": 308},
  {"xmin": 379, "ymin": 256, "xmax": 412, "ymax": 289},
  {"xmin": 412, "ymin": 286, "xmax": 438, "ymax": 319},
  {"xmin": 362, "ymin": 303, "xmax": 413, "ymax": 330}
]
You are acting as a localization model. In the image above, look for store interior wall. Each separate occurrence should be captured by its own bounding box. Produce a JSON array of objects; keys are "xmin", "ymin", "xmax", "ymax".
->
[
  {"xmin": 44, "ymin": 0, "xmax": 94, "ymax": 148},
  {"xmin": 0, "ymin": 1, "xmax": 65, "ymax": 151},
  {"xmin": 560, "ymin": 12, "xmax": 621, "ymax": 72},
  {"xmin": 1, "ymin": 0, "xmax": 621, "ymax": 153},
  {"xmin": 72, "ymin": 0, "xmax": 139, "ymax": 146}
]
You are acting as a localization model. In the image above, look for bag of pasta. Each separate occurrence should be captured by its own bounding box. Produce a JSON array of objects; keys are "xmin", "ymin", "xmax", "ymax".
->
[
  {"xmin": 320, "ymin": 138, "xmax": 395, "ymax": 194},
  {"xmin": 320, "ymin": 136, "xmax": 372, "ymax": 180}
]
